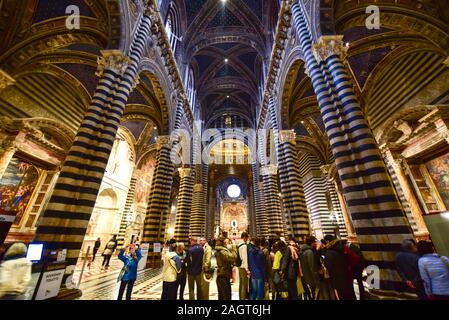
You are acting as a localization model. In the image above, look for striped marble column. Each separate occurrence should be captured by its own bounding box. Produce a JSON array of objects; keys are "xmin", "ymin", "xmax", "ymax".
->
[
  {"xmin": 277, "ymin": 130, "xmax": 310, "ymax": 240},
  {"xmin": 251, "ymin": 163, "xmax": 267, "ymax": 237},
  {"xmin": 117, "ymin": 176, "xmax": 137, "ymax": 247},
  {"xmin": 190, "ymin": 182, "xmax": 204, "ymax": 238},
  {"xmin": 33, "ymin": 12, "xmax": 154, "ymax": 267},
  {"xmin": 142, "ymin": 135, "xmax": 174, "ymax": 266},
  {"xmin": 174, "ymin": 167, "xmax": 194, "ymax": 243},
  {"xmin": 260, "ymin": 165, "xmax": 283, "ymax": 237},
  {"xmin": 292, "ymin": 2, "xmax": 414, "ymax": 290},
  {"xmin": 190, "ymin": 163, "xmax": 209, "ymax": 238}
]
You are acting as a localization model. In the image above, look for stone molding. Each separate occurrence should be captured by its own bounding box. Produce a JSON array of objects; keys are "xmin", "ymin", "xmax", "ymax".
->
[{"xmin": 0, "ymin": 69, "xmax": 15, "ymax": 90}]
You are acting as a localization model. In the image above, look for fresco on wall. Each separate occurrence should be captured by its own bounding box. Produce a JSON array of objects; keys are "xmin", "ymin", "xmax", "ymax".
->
[
  {"xmin": 0, "ymin": 157, "xmax": 40, "ymax": 226},
  {"xmin": 135, "ymin": 152, "xmax": 156, "ymax": 210},
  {"xmin": 221, "ymin": 203, "xmax": 248, "ymax": 239},
  {"xmin": 426, "ymin": 153, "xmax": 449, "ymax": 209}
]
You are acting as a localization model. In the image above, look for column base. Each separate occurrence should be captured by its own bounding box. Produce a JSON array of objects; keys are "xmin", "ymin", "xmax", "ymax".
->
[
  {"xmin": 50, "ymin": 288, "xmax": 83, "ymax": 300},
  {"xmin": 365, "ymin": 288, "xmax": 418, "ymax": 300}
]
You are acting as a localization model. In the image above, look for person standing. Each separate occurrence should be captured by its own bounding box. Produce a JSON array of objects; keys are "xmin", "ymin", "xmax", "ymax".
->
[
  {"xmin": 92, "ymin": 238, "xmax": 101, "ymax": 262},
  {"xmin": 117, "ymin": 243, "xmax": 142, "ymax": 300},
  {"xmin": 0, "ymin": 243, "xmax": 32, "ymax": 300},
  {"xmin": 248, "ymin": 237, "xmax": 267, "ymax": 300},
  {"xmin": 417, "ymin": 240, "xmax": 449, "ymax": 300},
  {"xmin": 272, "ymin": 241, "xmax": 288, "ymax": 300},
  {"xmin": 200, "ymin": 237, "xmax": 212, "ymax": 300},
  {"xmin": 396, "ymin": 239, "xmax": 426, "ymax": 299},
  {"xmin": 300, "ymin": 236, "xmax": 320, "ymax": 300},
  {"xmin": 161, "ymin": 243, "xmax": 181, "ymax": 300},
  {"xmin": 215, "ymin": 237, "xmax": 237, "ymax": 300},
  {"xmin": 280, "ymin": 238, "xmax": 301, "ymax": 300},
  {"xmin": 323, "ymin": 236, "xmax": 356, "ymax": 300},
  {"xmin": 186, "ymin": 237, "xmax": 204, "ymax": 300},
  {"xmin": 102, "ymin": 235, "xmax": 118, "ymax": 269},
  {"xmin": 176, "ymin": 243, "xmax": 187, "ymax": 300},
  {"xmin": 237, "ymin": 232, "xmax": 250, "ymax": 300}
]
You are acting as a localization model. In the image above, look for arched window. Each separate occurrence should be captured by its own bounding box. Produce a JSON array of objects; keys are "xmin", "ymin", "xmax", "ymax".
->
[
  {"xmin": 165, "ymin": 2, "xmax": 181, "ymax": 54},
  {"xmin": 186, "ymin": 67, "xmax": 196, "ymax": 113}
]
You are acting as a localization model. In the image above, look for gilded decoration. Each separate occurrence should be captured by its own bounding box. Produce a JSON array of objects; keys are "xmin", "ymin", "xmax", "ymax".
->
[
  {"xmin": 312, "ymin": 35, "xmax": 348, "ymax": 64},
  {"xmin": 279, "ymin": 130, "xmax": 297, "ymax": 144},
  {"xmin": 260, "ymin": 165, "xmax": 278, "ymax": 176},
  {"xmin": 0, "ymin": 69, "xmax": 15, "ymax": 90},
  {"xmin": 96, "ymin": 50, "xmax": 131, "ymax": 78}
]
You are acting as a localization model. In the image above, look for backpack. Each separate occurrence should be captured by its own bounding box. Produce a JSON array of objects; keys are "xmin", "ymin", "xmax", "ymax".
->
[{"xmin": 235, "ymin": 242, "xmax": 247, "ymax": 267}]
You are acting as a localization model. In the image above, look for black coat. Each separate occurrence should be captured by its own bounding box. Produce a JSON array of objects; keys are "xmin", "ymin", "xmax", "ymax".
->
[
  {"xmin": 323, "ymin": 241, "xmax": 355, "ymax": 299},
  {"xmin": 281, "ymin": 245, "xmax": 300, "ymax": 280}
]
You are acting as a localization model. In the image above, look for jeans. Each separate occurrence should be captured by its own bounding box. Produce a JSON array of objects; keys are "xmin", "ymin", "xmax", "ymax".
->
[
  {"xmin": 118, "ymin": 280, "xmax": 135, "ymax": 300},
  {"xmin": 217, "ymin": 276, "xmax": 231, "ymax": 300},
  {"xmin": 177, "ymin": 277, "xmax": 187, "ymax": 300},
  {"xmin": 250, "ymin": 278, "xmax": 265, "ymax": 300},
  {"xmin": 188, "ymin": 273, "xmax": 202, "ymax": 300}
]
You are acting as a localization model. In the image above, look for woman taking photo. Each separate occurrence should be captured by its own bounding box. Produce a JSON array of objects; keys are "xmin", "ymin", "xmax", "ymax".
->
[{"xmin": 117, "ymin": 243, "xmax": 142, "ymax": 300}]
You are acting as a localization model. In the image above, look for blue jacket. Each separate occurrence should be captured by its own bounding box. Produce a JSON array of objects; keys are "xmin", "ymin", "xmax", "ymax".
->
[
  {"xmin": 248, "ymin": 244, "xmax": 267, "ymax": 281},
  {"xmin": 118, "ymin": 248, "xmax": 142, "ymax": 281},
  {"xmin": 186, "ymin": 244, "xmax": 204, "ymax": 276},
  {"xmin": 418, "ymin": 254, "xmax": 449, "ymax": 296},
  {"xmin": 395, "ymin": 250, "xmax": 421, "ymax": 283}
]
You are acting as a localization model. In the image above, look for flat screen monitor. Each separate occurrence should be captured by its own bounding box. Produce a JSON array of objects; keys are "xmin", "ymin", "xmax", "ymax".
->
[{"xmin": 26, "ymin": 243, "xmax": 44, "ymax": 261}]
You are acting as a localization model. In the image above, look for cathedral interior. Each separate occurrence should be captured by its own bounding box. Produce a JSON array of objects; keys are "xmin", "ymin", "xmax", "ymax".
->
[{"xmin": 1, "ymin": 0, "xmax": 449, "ymax": 300}]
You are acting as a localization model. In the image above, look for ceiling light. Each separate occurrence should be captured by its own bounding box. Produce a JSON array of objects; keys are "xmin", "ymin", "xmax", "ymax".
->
[
  {"xmin": 221, "ymin": 0, "xmax": 227, "ymax": 4},
  {"xmin": 224, "ymin": 58, "xmax": 228, "ymax": 63},
  {"xmin": 226, "ymin": 95, "xmax": 230, "ymax": 98}
]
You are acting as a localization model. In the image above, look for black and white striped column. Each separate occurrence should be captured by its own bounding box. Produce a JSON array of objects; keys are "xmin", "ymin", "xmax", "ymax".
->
[
  {"xmin": 142, "ymin": 136, "xmax": 174, "ymax": 265},
  {"xmin": 174, "ymin": 167, "xmax": 194, "ymax": 244},
  {"xmin": 260, "ymin": 165, "xmax": 283, "ymax": 237},
  {"xmin": 292, "ymin": 2, "xmax": 414, "ymax": 290},
  {"xmin": 277, "ymin": 130, "xmax": 310, "ymax": 240},
  {"xmin": 117, "ymin": 176, "xmax": 137, "ymax": 247},
  {"xmin": 33, "ymin": 12, "xmax": 154, "ymax": 267},
  {"xmin": 251, "ymin": 163, "xmax": 267, "ymax": 237},
  {"xmin": 190, "ymin": 163, "xmax": 209, "ymax": 238}
]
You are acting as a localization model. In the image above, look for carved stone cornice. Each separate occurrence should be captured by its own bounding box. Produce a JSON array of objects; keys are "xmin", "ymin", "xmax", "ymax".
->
[
  {"xmin": 0, "ymin": 69, "xmax": 15, "ymax": 90},
  {"xmin": 312, "ymin": 35, "xmax": 348, "ymax": 64},
  {"xmin": 260, "ymin": 165, "xmax": 278, "ymax": 176},
  {"xmin": 279, "ymin": 130, "xmax": 297, "ymax": 144},
  {"xmin": 96, "ymin": 50, "xmax": 131, "ymax": 78},
  {"xmin": 156, "ymin": 135, "xmax": 172, "ymax": 149},
  {"xmin": 178, "ymin": 167, "xmax": 192, "ymax": 179},
  {"xmin": 257, "ymin": 1, "xmax": 290, "ymax": 129}
]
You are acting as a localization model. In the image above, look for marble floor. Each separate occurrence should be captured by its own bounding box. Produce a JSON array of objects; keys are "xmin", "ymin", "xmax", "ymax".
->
[{"xmin": 75, "ymin": 253, "xmax": 240, "ymax": 300}]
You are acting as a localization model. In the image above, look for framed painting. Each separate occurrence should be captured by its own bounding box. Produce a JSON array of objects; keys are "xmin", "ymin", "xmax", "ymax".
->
[{"xmin": 0, "ymin": 156, "xmax": 41, "ymax": 227}]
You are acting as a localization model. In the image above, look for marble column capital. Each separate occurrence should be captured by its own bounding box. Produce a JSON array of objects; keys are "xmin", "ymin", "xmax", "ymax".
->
[
  {"xmin": 279, "ymin": 130, "xmax": 297, "ymax": 144},
  {"xmin": 96, "ymin": 50, "xmax": 131, "ymax": 78},
  {"xmin": 444, "ymin": 57, "xmax": 449, "ymax": 67},
  {"xmin": 156, "ymin": 135, "xmax": 172, "ymax": 149},
  {"xmin": 0, "ymin": 69, "xmax": 15, "ymax": 90},
  {"xmin": 178, "ymin": 167, "xmax": 192, "ymax": 179},
  {"xmin": 194, "ymin": 184, "xmax": 203, "ymax": 192},
  {"xmin": 312, "ymin": 35, "xmax": 348, "ymax": 64},
  {"xmin": 260, "ymin": 165, "xmax": 278, "ymax": 176}
]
